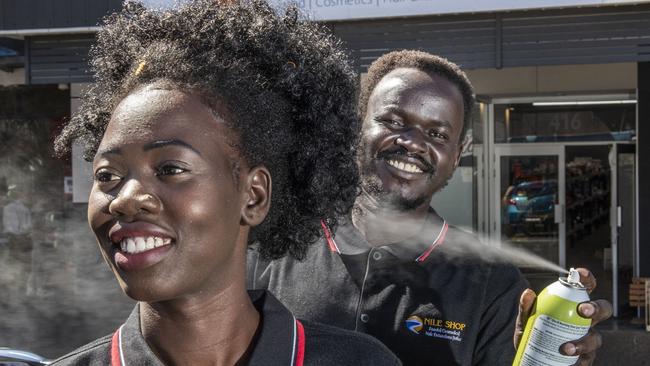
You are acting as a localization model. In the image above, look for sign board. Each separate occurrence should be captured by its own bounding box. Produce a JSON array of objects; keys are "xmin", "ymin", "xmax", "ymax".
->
[
  {"xmin": 271, "ymin": 0, "xmax": 648, "ymax": 20},
  {"xmin": 136, "ymin": 0, "xmax": 649, "ymax": 21}
]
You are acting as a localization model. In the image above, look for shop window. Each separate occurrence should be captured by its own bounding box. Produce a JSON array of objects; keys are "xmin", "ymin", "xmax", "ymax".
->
[{"xmin": 494, "ymin": 103, "xmax": 636, "ymax": 143}]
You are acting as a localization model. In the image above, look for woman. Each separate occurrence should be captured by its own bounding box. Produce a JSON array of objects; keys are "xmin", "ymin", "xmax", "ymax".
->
[{"xmin": 51, "ymin": 1, "xmax": 399, "ymax": 365}]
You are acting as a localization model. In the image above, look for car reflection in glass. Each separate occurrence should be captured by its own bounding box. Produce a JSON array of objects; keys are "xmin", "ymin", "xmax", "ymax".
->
[{"xmin": 503, "ymin": 180, "xmax": 557, "ymax": 237}]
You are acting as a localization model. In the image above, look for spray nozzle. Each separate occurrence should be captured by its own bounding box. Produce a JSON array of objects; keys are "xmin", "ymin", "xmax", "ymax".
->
[{"xmin": 565, "ymin": 268, "xmax": 583, "ymax": 286}]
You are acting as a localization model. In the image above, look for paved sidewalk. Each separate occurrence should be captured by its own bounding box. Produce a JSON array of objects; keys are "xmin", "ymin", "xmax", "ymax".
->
[{"xmin": 594, "ymin": 318, "xmax": 649, "ymax": 366}]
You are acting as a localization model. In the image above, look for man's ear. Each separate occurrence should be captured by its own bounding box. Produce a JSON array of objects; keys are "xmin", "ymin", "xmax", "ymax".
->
[
  {"xmin": 241, "ymin": 166, "xmax": 271, "ymax": 227},
  {"xmin": 454, "ymin": 133, "xmax": 470, "ymax": 170}
]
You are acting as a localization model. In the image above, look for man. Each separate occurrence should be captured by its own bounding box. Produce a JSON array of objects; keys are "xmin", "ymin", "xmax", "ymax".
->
[{"xmin": 248, "ymin": 50, "xmax": 611, "ymax": 365}]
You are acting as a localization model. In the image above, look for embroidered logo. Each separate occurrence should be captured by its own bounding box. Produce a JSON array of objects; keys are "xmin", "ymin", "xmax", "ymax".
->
[
  {"xmin": 406, "ymin": 315, "xmax": 423, "ymax": 334},
  {"xmin": 405, "ymin": 314, "xmax": 466, "ymax": 342}
]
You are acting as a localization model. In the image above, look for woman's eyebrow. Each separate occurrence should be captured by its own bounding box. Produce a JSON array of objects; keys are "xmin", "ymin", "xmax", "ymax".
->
[
  {"xmin": 95, "ymin": 147, "xmax": 121, "ymax": 157},
  {"xmin": 143, "ymin": 139, "xmax": 202, "ymax": 156}
]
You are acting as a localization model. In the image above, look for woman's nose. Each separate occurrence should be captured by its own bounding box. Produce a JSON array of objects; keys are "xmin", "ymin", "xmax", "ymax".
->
[{"xmin": 108, "ymin": 178, "xmax": 161, "ymax": 218}]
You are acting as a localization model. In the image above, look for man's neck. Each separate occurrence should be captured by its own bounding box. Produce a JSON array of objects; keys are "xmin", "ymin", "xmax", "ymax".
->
[{"xmin": 351, "ymin": 193, "xmax": 432, "ymax": 246}]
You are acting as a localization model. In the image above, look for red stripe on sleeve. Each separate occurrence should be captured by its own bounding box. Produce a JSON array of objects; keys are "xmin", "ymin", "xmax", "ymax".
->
[
  {"xmin": 295, "ymin": 320, "xmax": 306, "ymax": 366},
  {"xmin": 110, "ymin": 329, "xmax": 121, "ymax": 366}
]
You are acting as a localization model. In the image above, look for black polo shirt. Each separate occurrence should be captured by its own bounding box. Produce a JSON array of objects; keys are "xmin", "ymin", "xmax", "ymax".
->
[
  {"xmin": 247, "ymin": 212, "xmax": 529, "ymax": 366},
  {"xmin": 50, "ymin": 290, "xmax": 400, "ymax": 366}
]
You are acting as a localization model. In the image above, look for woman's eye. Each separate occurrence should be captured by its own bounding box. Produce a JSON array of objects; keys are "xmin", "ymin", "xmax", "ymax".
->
[
  {"xmin": 94, "ymin": 170, "xmax": 122, "ymax": 183},
  {"xmin": 380, "ymin": 118, "xmax": 404, "ymax": 128},
  {"xmin": 157, "ymin": 164, "xmax": 187, "ymax": 176}
]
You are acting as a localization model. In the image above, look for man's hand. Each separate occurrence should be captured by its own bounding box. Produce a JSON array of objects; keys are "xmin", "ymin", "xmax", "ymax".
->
[{"xmin": 513, "ymin": 268, "xmax": 613, "ymax": 365}]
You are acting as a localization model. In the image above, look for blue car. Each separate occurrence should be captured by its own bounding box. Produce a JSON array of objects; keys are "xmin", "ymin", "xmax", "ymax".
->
[{"xmin": 503, "ymin": 180, "xmax": 557, "ymax": 236}]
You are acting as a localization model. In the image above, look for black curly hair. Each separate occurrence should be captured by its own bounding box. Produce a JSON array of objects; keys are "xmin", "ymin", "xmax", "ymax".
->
[
  {"xmin": 358, "ymin": 50, "xmax": 475, "ymax": 142},
  {"xmin": 54, "ymin": 0, "xmax": 359, "ymax": 260}
]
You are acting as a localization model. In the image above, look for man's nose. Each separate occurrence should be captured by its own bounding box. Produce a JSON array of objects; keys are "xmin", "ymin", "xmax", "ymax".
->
[
  {"xmin": 108, "ymin": 178, "xmax": 161, "ymax": 218},
  {"xmin": 395, "ymin": 128, "xmax": 428, "ymax": 154}
]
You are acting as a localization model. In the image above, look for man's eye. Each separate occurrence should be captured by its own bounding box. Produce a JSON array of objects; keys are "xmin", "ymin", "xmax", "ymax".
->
[
  {"xmin": 94, "ymin": 170, "xmax": 122, "ymax": 183},
  {"xmin": 156, "ymin": 164, "xmax": 187, "ymax": 176},
  {"xmin": 429, "ymin": 130, "xmax": 448, "ymax": 140}
]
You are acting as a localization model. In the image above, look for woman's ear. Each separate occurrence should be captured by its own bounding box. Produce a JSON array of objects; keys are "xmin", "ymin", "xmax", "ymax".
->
[{"xmin": 241, "ymin": 165, "xmax": 271, "ymax": 227}]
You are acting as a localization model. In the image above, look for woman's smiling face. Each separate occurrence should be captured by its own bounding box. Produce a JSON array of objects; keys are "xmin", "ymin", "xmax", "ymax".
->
[{"xmin": 88, "ymin": 86, "xmax": 248, "ymax": 302}]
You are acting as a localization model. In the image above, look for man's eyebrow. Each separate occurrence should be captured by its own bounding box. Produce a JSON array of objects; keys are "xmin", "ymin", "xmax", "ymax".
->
[{"xmin": 143, "ymin": 139, "xmax": 202, "ymax": 155}]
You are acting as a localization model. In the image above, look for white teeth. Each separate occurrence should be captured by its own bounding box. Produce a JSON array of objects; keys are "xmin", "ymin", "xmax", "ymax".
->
[
  {"xmin": 127, "ymin": 238, "xmax": 136, "ymax": 253},
  {"xmin": 119, "ymin": 236, "xmax": 172, "ymax": 254},
  {"xmin": 387, "ymin": 159, "xmax": 424, "ymax": 174},
  {"xmin": 146, "ymin": 237, "xmax": 155, "ymax": 250},
  {"xmin": 135, "ymin": 237, "xmax": 146, "ymax": 252}
]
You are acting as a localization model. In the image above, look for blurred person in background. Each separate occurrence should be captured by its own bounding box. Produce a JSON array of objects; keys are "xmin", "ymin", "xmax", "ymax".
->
[{"xmin": 3, "ymin": 184, "xmax": 33, "ymax": 293}]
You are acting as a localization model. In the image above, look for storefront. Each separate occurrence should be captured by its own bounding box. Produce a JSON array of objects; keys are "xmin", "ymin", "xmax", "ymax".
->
[{"xmin": 478, "ymin": 96, "xmax": 637, "ymax": 318}]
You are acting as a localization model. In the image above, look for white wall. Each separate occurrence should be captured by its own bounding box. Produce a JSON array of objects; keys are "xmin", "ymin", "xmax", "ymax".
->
[
  {"xmin": 430, "ymin": 167, "xmax": 474, "ymax": 231},
  {"xmin": 0, "ymin": 68, "xmax": 25, "ymax": 86},
  {"xmin": 70, "ymin": 83, "xmax": 93, "ymax": 203},
  {"xmin": 466, "ymin": 63, "xmax": 637, "ymax": 96}
]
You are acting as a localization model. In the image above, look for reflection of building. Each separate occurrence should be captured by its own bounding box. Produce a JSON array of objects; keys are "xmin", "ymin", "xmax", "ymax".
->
[{"xmin": 1, "ymin": 0, "xmax": 650, "ymax": 359}]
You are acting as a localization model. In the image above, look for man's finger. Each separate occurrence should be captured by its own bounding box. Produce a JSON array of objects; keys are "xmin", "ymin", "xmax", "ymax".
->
[
  {"xmin": 575, "ymin": 268, "xmax": 596, "ymax": 293},
  {"xmin": 573, "ymin": 351, "xmax": 596, "ymax": 366},
  {"xmin": 578, "ymin": 299, "xmax": 613, "ymax": 326},
  {"xmin": 514, "ymin": 288, "xmax": 536, "ymax": 348},
  {"xmin": 560, "ymin": 330, "xmax": 602, "ymax": 357}
]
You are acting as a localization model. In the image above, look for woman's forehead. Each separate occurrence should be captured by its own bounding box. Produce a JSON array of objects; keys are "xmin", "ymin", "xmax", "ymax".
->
[{"xmin": 100, "ymin": 88, "xmax": 234, "ymax": 152}]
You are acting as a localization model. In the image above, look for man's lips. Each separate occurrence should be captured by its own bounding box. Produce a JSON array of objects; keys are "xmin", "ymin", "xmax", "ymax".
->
[{"xmin": 376, "ymin": 149, "xmax": 434, "ymax": 174}]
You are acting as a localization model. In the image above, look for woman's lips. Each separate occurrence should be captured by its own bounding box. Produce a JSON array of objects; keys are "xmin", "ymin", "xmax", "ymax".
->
[
  {"xmin": 114, "ymin": 239, "xmax": 173, "ymax": 272},
  {"xmin": 108, "ymin": 222, "xmax": 175, "ymax": 271},
  {"xmin": 119, "ymin": 236, "xmax": 172, "ymax": 254}
]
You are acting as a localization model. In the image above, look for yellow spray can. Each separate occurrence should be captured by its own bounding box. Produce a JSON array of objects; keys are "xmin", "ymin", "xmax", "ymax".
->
[{"xmin": 513, "ymin": 268, "xmax": 591, "ymax": 366}]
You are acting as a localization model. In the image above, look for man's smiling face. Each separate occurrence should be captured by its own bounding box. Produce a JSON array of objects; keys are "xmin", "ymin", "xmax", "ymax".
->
[{"xmin": 357, "ymin": 67, "xmax": 465, "ymax": 211}]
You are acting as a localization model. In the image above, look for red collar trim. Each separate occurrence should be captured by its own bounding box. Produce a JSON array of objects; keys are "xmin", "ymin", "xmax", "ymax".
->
[
  {"xmin": 294, "ymin": 319, "xmax": 305, "ymax": 366},
  {"xmin": 110, "ymin": 325, "xmax": 124, "ymax": 366},
  {"xmin": 321, "ymin": 219, "xmax": 449, "ymax": 261},
  {"xmin": 110, "ymin": 320, "xmax": 305, "ymax": 366},
  {"xmin": 415, "ymin": 221, "xmax": 448, "ymax": 263},
  {"xmin": 320, "ymin": 219, "xmax": 340, "ymax": 254}
]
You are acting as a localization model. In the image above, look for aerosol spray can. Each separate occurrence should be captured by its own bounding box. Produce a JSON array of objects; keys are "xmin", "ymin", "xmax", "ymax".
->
[{"xmin": 512, "ymin": 268, "xmax": 591, "ymax": 366}]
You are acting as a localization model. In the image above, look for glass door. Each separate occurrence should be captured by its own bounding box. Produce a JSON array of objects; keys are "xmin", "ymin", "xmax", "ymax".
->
[
  {"xmin": 564, "ymin": 145, "xmax": 612, "ymax": 308},
  {"xmin": 615, "ymin": 144, "xmax": 636, "ymax": 317},
  {"xmin": 494, "ymin": 145, "xmax": 565, "ymax": 292}
]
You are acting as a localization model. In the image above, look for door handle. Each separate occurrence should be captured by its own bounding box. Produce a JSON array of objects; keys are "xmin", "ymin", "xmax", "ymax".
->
[{"xmin": 554, "ymin": 204, "xmax": 564, "ymax": 224}]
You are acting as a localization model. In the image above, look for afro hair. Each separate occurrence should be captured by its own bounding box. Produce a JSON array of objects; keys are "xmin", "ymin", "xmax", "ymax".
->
[
  {"xmin": 54, "ymin": 0, "xmax": 359, "ymax": 260},
  {"xmin": 358, "ymin": 50, "xmax": 475, "ymax": 142}
]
